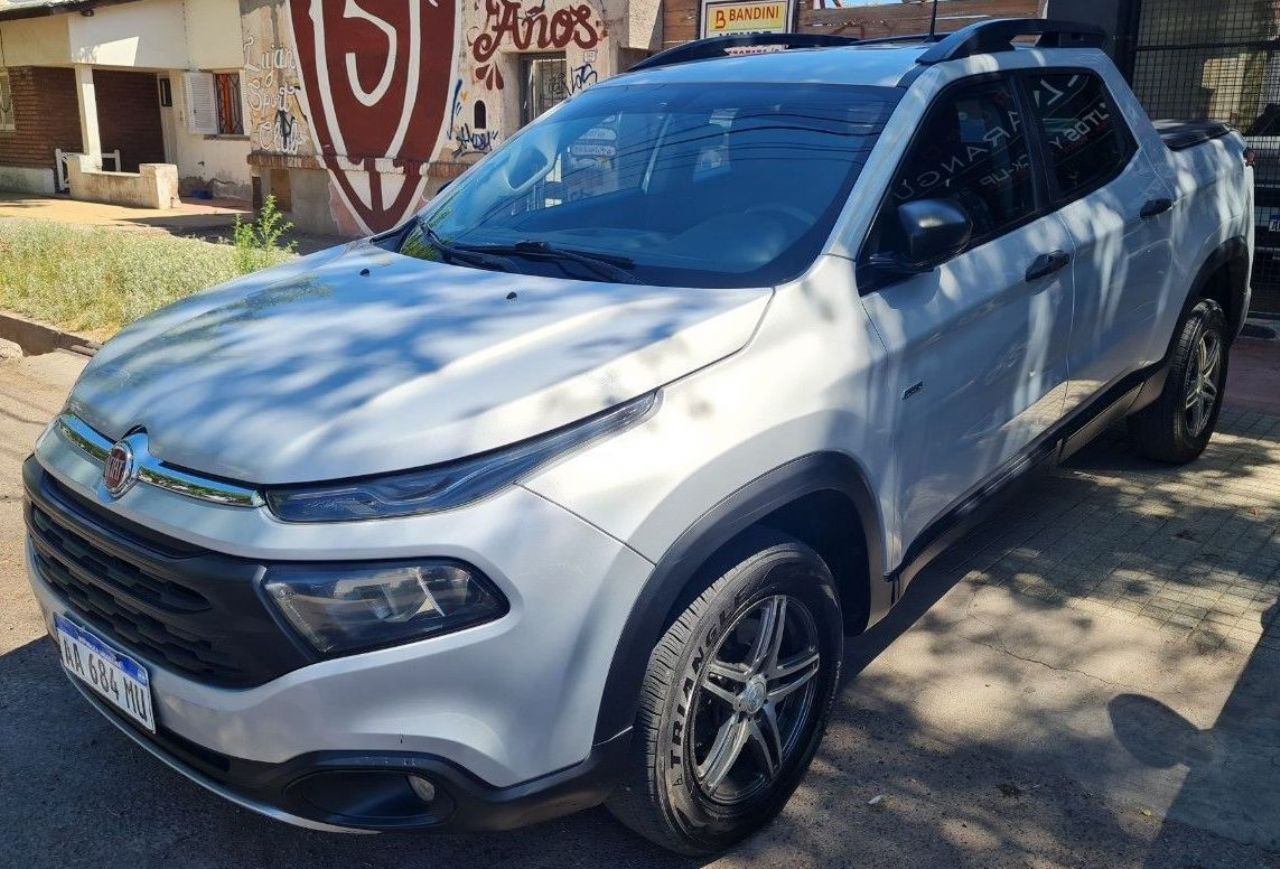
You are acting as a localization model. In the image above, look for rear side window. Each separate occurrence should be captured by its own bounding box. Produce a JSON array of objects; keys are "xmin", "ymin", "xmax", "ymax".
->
[
  {"xmin": 878, "ymin": 77, "xmax": 1035, "ymax": 251},
  {"xmin": 1024, "ymin": 72, "xmax": 1134, "ymax": 201}
]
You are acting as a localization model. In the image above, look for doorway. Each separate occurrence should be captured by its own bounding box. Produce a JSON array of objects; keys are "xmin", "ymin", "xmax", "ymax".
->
[
  {"xmin": 92, "ymin": 69, "xmax": 167, "ymax": 172},
  {"xmin": 520, "ymin": 53, "xmax": 568, "ymax": 125}
]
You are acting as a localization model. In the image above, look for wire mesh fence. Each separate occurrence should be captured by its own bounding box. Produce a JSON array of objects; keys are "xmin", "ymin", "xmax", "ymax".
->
[{"xmin": 1130, "ymin": 0, "xmax": 1280, "ymax": 316}]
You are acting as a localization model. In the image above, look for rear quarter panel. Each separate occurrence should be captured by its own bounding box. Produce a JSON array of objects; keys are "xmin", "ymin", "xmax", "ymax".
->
[{"xmin": 1140, "ymin": 118, "xmax": 1253, "ymax": 348}]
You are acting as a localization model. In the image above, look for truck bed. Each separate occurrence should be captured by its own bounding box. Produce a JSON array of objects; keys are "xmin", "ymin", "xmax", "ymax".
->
[{"xmin": 1154, "ymin": 119, "xmax": 1233, "ymax": 151}]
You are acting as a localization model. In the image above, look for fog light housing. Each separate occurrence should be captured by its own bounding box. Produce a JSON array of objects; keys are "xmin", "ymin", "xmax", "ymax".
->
[
  {"xmin": 409, "ymin": 775, "xmax": 437, "ymax": 804},
  {"xmin": 288, "ymin": 769, "xmax": 455, "ymax": 827},
  {"xmin": 264, "ymin": 560, "xmax": 507, "ymax": 655}
]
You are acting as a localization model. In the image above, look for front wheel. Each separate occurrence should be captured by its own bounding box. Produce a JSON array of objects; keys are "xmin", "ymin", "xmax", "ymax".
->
[
  {"xmin": 1128, "ymin": 297, "xmax": 1229, "ymax": 463},
  {"xmin": 606, "ymin": 530, "xmax": 843, "ymax": 855}
]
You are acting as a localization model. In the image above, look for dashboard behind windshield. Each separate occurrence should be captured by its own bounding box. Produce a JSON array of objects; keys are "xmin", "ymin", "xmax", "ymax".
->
[{"xmin": 404, "ymin": 81, "xmax": 901, "ymax": 288}]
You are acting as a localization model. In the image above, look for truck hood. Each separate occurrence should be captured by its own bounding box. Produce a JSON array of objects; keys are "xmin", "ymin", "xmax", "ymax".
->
[{"xmin": 68, "ymin": 241, "xmax": 771, "ymax": 485}]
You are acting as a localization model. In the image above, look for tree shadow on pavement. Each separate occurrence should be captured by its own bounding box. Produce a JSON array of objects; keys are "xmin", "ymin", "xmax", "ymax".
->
[
  {"xmin": 1109, "ymin": 600, "xmax": 1280, "ymax": 860},
  {"xmin": 725, "ymin": 411, "xmax": 1280, "ymax": 868}
]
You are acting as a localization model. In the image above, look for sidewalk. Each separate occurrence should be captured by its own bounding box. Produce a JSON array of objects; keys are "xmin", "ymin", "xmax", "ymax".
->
[
  {"xmin": 0, "ymin": 191, "xmax": 250, "ymax": 232},
  {"xmin": 0, "ymin": 192, "xmax": 345, "ymax": 254}
]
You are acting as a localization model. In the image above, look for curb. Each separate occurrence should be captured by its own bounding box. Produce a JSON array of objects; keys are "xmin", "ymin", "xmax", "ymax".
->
[
  {"xmin": 0, "ymin": 312, "xmax": 99, "ymax": 357},
  {"xmin": 1241, "ymin": 318, "xmax": 1277, "ymax": 342}
]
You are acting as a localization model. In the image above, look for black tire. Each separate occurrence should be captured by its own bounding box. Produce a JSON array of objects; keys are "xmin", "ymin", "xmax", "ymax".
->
[
  {"xmin": 1127, "ymin": 298, "xmax": 1229, "ymax": 463},
  {"xmin": 605, "ymin": 529, "xmax": 843, "ymax": 855}
]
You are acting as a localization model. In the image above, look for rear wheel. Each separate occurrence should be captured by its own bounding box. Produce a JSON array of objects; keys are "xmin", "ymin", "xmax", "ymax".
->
[
  {"xmin": 1128, "ymin": 298, "xmax": 1229, "ymax": 463},
  {"xmin": 606, "ymin": 530, "xmax": 842, "ymax": 855}
]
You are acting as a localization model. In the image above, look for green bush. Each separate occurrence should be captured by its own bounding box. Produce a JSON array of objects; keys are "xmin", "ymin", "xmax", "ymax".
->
[
  {"xmin": 233, "ymin": 195, "xmax": 297, "ymax": 274},
  {"xmin": 0, "ymin": 214, "xmax": 297, "ymax": 336}
]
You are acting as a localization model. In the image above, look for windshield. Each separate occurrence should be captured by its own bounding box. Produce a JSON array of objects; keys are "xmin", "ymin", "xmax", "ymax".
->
[{"xmin": 402, "ymin": 81, "xmax": 900, "ymax": 288}]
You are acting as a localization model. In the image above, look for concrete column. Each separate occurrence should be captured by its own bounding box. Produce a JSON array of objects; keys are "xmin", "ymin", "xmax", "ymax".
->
[{"xmin": 74, "ymin": 65, "xmax": 102, "ymax": 166}]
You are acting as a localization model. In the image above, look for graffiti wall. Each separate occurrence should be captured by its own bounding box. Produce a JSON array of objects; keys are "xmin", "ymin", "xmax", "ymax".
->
[{"xmin": 241, "ymin": 0, "xmax": 620, "ymax": 236}]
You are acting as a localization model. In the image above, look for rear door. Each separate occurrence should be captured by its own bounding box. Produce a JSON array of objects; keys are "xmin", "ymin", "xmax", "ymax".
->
[
  {"xmin": 859, "ymin": 74, "xmax": 1076, "ymax": 557},
  {"xmin": 1020, "ymin": 69, "xmax": 1177, "ymax": 411}
]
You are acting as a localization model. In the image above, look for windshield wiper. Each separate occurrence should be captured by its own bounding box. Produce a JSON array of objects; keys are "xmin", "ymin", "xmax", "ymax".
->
[
  {"xmin": 415, "ymin": 221, "xmax": 640, "ymax": 285},
  {"xmin": 451, "ymin": 238, "xmax": 640, "ymax": 285},
  {"xmin": 416, "ymin": 219, "xmax": 515, "ymax": 274},
  {"xmin": 507, "ymin": 241, "xmax": 641, "ymax": 285}
]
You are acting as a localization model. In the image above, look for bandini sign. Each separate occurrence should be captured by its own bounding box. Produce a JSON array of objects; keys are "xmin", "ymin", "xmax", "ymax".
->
[{"xmin": 700, "ymin": 0, "xmax": 794, "ymax": 38}]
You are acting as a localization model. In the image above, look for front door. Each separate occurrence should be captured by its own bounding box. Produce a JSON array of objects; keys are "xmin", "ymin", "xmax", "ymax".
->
[
  {"xmin": 157, "ymin": 76, "xmax": 177, "ymax": 165},
  {"xmin": 860, "ymin": 74, "xmax": 1075, "ymax": 560}
]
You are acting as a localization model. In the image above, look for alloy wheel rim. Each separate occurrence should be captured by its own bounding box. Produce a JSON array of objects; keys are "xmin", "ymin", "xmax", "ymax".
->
[
  {"xmin": 690, "ymin": 594, "xmax": 821, "ymax": 805},
  {"xmin": 1185, "ymin": 330, "xmax": 1221, "ymax": 437}
]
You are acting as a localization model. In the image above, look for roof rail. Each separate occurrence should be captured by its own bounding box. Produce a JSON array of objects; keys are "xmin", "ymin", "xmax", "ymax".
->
[
  {"xmin": 628, "ymin": 32, "xmax": 858, "ymax": 73},
  {"xmin": 915, "ymin": 18, "xmax": 1106, "ymax": 66}
]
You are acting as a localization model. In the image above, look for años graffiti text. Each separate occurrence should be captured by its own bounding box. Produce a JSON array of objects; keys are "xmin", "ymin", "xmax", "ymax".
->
[{"xmin": 472, "ymin": 0, "xmax": 601, "ymax": 89}]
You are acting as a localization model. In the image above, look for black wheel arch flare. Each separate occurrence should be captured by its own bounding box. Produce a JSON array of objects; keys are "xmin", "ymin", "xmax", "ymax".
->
[{"xmin": 592, "ymin": 451, "xmax": 886, "ymax": 744}]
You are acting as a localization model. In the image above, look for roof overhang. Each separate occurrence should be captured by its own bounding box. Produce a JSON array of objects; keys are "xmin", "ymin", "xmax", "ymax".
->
[{"xmin": 0, "ymin": 0, "xmax": 144, "ymax": 24}]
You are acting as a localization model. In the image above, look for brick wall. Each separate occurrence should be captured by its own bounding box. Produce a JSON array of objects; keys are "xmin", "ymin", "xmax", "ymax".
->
[
  {"xmin": 662, "ymin": 0, "xmax": 1043, "ymax": 49},
  {"xmin": 94, "ymin": 70, "xmax": 166, "ymax": 172},
  {"xmin": 0, "ymin": 67, "xmax": 83, "ymax": 170},
  {"xmin": 663, "ymin": 0, "xmax": 698, "ymax": 48}
]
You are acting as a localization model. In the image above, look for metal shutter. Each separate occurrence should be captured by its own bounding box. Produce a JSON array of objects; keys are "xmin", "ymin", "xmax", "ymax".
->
[{"xmin": 183, "ymin": 71, "xmax": 218, "ymax": 135}]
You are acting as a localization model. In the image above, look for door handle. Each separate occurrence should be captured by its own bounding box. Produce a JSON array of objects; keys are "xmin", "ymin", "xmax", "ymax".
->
[
  {"xmin": 1140, "ymin": 197, "xmax": 1174, "ymax": 218},
  {"xmin": 1025, "ymin": 250, "xmax": 1070, "ymax": 282}
]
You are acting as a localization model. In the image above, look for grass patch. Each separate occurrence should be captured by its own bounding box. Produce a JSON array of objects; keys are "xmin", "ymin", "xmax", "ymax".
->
[{"xmin": 0, "ymin": 199, "xmax": 297, "ymax": 337}]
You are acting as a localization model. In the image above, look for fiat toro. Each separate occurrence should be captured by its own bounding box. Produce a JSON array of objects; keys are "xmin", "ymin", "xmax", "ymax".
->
[{"xmin": 25, "ymin": 19, "xmax": 1253, "ymax": 854}]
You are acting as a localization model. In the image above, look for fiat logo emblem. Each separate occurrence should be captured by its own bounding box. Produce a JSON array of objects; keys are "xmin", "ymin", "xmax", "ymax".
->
[{"xmin": 103, "ymin": 439, "xmax": 137, "ymax": 498}]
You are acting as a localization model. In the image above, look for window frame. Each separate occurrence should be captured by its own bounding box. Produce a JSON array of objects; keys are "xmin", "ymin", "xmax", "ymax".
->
[
  {"xmin": 1015, "ymin": 67, "xmax": 1139, "ymax": 208},
  {"xmin": 0, "ymin": 70, "xmax": 16, "ymax": 133},
  {"xmin": 857, "ymin": 71, "xmax": 1051, "ymax": 294}
]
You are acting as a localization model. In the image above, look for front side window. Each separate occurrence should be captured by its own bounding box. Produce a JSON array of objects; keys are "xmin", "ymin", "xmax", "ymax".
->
[
  {"xmin": 0, "ymin": 71, "xmax": 15, "ymax": 132},
  {"xmin": 873, "ymin": 76, "xmax": 1035, "ymax": 256},
  {"xmin": 407, "ymin": 82, "xmax": 900, "ymax": 288},
  {"xmin": 1024, "ymin": 71, "xmax": 1133, "ymax": 201}
]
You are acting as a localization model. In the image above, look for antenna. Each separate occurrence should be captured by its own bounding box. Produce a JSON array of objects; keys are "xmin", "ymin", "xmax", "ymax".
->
[{"xmin": 928, "ymin": 0, "xmax": 940, "ymax": 39}]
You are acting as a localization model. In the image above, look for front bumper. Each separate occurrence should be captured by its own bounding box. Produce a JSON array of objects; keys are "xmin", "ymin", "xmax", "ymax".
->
[
  {"xmin": 24, "ymin": 425, "xmax": 655, "ymax": 827},
  {"xmin": 65, "ymin": 672, "xmax": 630, "ymax": 832}
]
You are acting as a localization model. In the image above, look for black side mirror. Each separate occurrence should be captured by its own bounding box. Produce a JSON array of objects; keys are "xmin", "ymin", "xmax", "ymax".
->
[{"xmin": 871, "ymin": 198, "xmax": 972, "ymax": 274}]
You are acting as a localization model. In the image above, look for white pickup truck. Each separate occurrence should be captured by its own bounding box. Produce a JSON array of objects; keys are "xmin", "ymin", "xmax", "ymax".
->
[{"xmin": 25, "ymin": 18, "xmax": 1252, "ymax": 855}]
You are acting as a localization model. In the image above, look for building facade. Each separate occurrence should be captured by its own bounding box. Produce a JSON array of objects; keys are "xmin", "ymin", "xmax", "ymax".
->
[
  {"xmin": 0, "ymin": 0, "xmax": 1028, "ymax": 235},
  {"xmin": 242, "ymin": 0, "xmax": 659, "ymax": 235},
  {"xmin": 0, "ymin": 0, "xmax": 251, "ymax": 201},
  {"xmin": 0, "ymin": 0, "xmax": 658, "ymax": 232}
]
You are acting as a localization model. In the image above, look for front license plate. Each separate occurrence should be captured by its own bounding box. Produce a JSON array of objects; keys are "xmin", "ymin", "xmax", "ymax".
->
[{"xmin": 54, "ymin": 614, "xmax": 155, "ymax": 732}]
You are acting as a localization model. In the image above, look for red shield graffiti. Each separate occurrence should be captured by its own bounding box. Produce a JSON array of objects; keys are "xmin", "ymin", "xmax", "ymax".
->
[{"xmin": 288, "ymin": 0, "xmax": 455, "ymax": 233}]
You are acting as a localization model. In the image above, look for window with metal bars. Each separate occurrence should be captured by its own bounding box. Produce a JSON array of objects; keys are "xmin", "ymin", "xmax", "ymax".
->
[
  {"xmin": 213, "ymin": 72, "xmax": 243, "ymax": 136},
  {"xmin": 0, "ymin": 71, "xmax": 15, "ymax": 132}
]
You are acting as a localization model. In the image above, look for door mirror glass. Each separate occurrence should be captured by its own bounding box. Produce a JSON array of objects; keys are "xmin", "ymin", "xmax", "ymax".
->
[{"xmin": 873, "ymin": 198, "xmax": 972, "ymax": 273}]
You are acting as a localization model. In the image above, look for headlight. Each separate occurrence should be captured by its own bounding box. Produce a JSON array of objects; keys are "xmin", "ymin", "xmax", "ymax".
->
[
  {"xmin": 264, "ymin": 560, "xmax": 507, "ymax": 655},
  {"xmin": 264, "ymin": 392, "xmax": 657, "ymax": 523}
]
